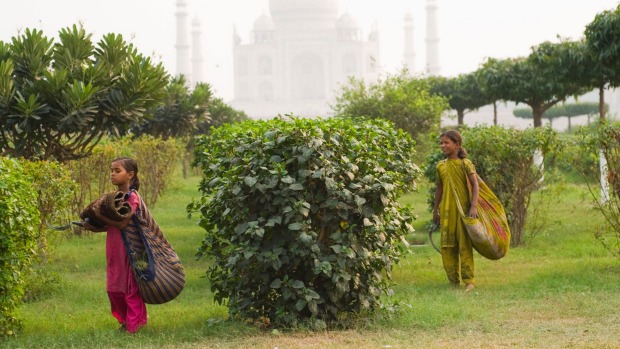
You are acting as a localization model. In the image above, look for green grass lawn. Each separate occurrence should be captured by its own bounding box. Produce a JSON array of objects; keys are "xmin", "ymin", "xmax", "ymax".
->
[{"xmin": 3, "ymin": 174, "xmax": 620, "ymax": 349}]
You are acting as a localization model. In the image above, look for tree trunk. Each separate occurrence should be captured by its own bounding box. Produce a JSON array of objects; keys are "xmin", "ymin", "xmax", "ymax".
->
[
  {"xmin": 599, "ymin": 83, "xmax": 606, "ymax": 120},
  {"xmin": 493, "ymin": 101, "xmax": 498, "ymax": 126},
  {"xmin": 182, "ymin": 152, "xmax": 189, "ymax": 179},
  {"xmin": 532, "ymin": 105, "xmax": 544, "ymax": 128},
  {"xmin": 600, "ymin": 148, "xmax": 610, "ymax": 202},
  {"xmin": 457, "ymin": 110, "xmax": 464, "ymax": 125},
  {"xmin": 568, "ymin": 116, "xmax": 572, "ymax": 131}
]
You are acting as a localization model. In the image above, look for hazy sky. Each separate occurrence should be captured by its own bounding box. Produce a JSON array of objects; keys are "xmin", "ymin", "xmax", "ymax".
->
[{"xmin": 1, "ymin": 0, "xmax": 619, "ymax": 102}]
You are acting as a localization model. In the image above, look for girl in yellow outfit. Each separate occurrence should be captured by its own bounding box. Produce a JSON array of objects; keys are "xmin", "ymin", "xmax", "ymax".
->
[{"xmin": 433, "ymin": 130, "xmax": 479, "ymax": 292}]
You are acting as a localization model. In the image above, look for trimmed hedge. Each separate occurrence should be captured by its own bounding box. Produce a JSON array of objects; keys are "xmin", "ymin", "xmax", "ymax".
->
[
  {"xmin": 190, "ymin": 117, "xmax": 419, "ymax": 327},
  {"xmin": 0, "ymin": 158, "xmax": 40, "ymax": 336}
]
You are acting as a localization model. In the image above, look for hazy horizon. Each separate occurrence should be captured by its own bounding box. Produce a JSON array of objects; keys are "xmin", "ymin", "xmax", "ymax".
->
[{"xmin": 1, "ymin": 0, "xmax": 619, "ymax": 129}]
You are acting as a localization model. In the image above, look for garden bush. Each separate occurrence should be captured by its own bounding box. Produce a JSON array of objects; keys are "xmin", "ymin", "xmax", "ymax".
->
[
  {"xmin": 552, "ymin": 132, "xmax": 599, "ymax": 183},
  {"xmin": 20, "ymin": 160, "xmax": 76, "ymax": 262},
  {"xmin": 0, "ymin": 157, "xmax": 40, "ymax": 337},
  {"xmin": 189, "ymin": 116, "xmax": 419, "ymax": 328},
  {"xmin": 576, "ymin": 121, "xmax": 620, "ymax": 257}
]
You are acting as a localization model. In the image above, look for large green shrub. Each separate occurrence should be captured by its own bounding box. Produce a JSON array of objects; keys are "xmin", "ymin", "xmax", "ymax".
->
[
  {"xmin": 553, "ymin": 131, "xmax": 599, "ymax": 183},
  {"xmin": 576, "ymin": 121, "xmax": 620, "ymax": 257},
  {"xmin": 20, "ymin": 160, "xmax": 76, "ymax": 263},
  {"xmin": 423, "ymin": 126, "xmax": 562, "ymax": 246},
  {"xmin": 189, "ymin": 116, "xmax": 419, "ymax": 327},
  {"xmin": 0, "ymin": 157, "xmax": 40, "ymax": 337}
]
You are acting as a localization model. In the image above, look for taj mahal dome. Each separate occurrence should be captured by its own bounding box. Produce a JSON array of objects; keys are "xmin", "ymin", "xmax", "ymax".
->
[{"xmin": 175, "ymin": 0, "xmax": 440, "ymax": 119}]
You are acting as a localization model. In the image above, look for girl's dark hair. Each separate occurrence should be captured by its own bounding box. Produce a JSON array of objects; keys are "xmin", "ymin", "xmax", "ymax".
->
[
  {"xmin": 112, "ymin": 157, "xmax": 140, "ymax": 191},
  {"xmin": 440, "ymin": 130, "xmax": 468, "ymax": 159}
]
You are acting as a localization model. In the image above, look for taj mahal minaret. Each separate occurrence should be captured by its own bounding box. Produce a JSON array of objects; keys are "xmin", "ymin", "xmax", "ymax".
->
[
  {"xmin": 175, "ymin": 0, "xmax": 191, "ymax": 81},
  {"xmin": 425, "ymin": 0, "xmax": 441, "ymax": 75},
  {"xmin": 191, "ymin": 17, "xmax": 204, "ymax": 83},
  {"xmin": 403, "ymin": 11, "xmax": 415, "ymax": 73}
]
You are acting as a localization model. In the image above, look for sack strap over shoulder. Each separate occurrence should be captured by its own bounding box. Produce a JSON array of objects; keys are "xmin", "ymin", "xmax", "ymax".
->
[
  {"xmin": 448, "ymin": 159, "xmax": 470, "ymax": 218},
  {"xmin": 464, "ymin": 161, "xmax": 475, "ymax": 197}
]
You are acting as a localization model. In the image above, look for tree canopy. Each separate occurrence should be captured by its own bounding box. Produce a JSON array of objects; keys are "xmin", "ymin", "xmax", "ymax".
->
[
  {"xmin": 585, "ymin": 5, "xmax": 620, "ymax": 119},
  {"xmin": 427, "ymin": 73, "xmax": 490, "ymax": 126},
  {"xmin": 132, "ymin": 76, "xmax": 212, "ymax": 140},
  {"xmin": 203, "ymin": 97, "xmax": 249, "ymax": 133},
  {"xmin": 0, "ymin": 25, "xmax": 168, "ymax": 161},
  {"xmin": 331, "ymin": 71, "xmax": 448, "ymax": 140},
  {"xmin": 479, "ymin": 41, "xmax": 590, "ymax": 128}
]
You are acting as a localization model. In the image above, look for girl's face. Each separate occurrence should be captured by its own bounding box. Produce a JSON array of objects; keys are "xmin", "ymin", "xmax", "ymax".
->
[
  {"xmin": 110, "ymin": 161, "xmax": 134, "ymax": 187},
  {"xmin": 439, "ymin": 136, "xmax": 459, "ymax": 158}
]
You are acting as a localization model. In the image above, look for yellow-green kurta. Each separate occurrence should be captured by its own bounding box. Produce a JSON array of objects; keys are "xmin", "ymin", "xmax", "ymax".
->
[{"xmin": 436, "ymin": 158, "xmax": 475, "ymax": 285}]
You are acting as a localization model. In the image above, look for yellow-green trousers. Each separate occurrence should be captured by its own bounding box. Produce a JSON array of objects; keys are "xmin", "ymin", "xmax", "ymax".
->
[{"xmin": 441, "ymin": 226, "xmax": 475, "ymax": 285}]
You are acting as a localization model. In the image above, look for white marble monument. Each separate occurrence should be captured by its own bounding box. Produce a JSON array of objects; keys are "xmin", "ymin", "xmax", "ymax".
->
[{"xmin": 175, "ymin": 0, "xmax": 442, "ymax": 118}]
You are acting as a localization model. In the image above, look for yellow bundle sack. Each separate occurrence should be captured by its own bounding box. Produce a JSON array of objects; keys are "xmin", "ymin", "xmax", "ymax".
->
[{"xmin": 460, "ymin": 175, "xmax": 511, "ymax": 260}]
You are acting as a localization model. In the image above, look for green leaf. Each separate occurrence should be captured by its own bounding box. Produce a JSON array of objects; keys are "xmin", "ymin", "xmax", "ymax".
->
[
  {"xmin": 295, "ymin": 299, "xmax": 307, "ymax": 311},
  {"xmin": 299, "ymin": 232, "xmax": 313, "ymax": 243},
  {"xmin": 281, "ymin": 176, "xmax": 294, "ymax": 184},
  {"xmin": 288, "ymin": 222, "xmax": 303, "ymax": 231},
  {"xmin": 354, "ymin": 195, "xmax": 366, "ymax": 206},
  {"xmin": 289, "ymin": 183, "xmax": 304, "ymax": 190},
  {"xmin": 270, "ymin": 278, "xmax": 282, "ymax": 288},
  {"xmin": 266, "ymin": 216, "xmax": 282, "ymax": 227},
  {"xmin": 244, "ymin": 176, "xmax": 257, "ymax": 187},
  {"xmin": 291, "ymin": 280, "xmax": 305, "ymax": 289}
]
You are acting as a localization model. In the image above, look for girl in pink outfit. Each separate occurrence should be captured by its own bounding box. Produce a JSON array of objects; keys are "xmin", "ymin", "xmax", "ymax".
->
[{"xmin": 84, "ymin": 157, "xmax": 147, "ymax": 333}]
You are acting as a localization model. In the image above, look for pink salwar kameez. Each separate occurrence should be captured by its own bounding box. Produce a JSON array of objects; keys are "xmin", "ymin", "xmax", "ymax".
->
[{"xmin": 105, "ymin": 193, "xmax": 147, "ymax": 333}]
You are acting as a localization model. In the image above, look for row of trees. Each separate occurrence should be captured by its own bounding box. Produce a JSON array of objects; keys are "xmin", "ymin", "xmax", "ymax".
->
[
  {"xmin": 365, "ymin": 4, "xmax": 620, "ymax": 128},
  {"xmin": 0, "ymin": 24, "xmax": 247, "ymax": 163}
]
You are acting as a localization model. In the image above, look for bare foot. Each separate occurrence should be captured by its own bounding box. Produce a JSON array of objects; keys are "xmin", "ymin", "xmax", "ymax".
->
[{"xmin": 465, "ymin": 283, "xmax": 475, "ymax": 292}]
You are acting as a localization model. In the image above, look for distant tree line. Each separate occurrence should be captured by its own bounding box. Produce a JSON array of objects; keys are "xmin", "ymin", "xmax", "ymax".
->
[{"xmin": 334, "ymin": 3, "xmax": 620, "ymax": 129}]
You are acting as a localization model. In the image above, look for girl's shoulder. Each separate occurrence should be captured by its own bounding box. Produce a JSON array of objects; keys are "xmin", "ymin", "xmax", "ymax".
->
[
  {"xmin": 462, "ymin": 158, "xmax": 476, "ymax": 173},
  {"xmin": 436, "ymin": 158, "xmax": 448, "ymax": 168},
  {"xmin": 462, "ymin": 158, "xmax": 474, "ymax": 165},
  {"xmin": 125, "ymin": 189, "xmax": 142, "ymax": 205}
]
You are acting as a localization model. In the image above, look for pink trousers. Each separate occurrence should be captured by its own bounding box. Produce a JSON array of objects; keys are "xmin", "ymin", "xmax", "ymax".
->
[{"xmin": 107, "ymin": 284, "xmax": 147, "ymax": 333}]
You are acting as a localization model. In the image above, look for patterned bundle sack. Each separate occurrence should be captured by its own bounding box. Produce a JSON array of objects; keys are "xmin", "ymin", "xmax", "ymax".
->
[
  {"xmin": 80, "ymin": 191, "xmax": 132, "ymax": 228},
  {"xmin": 121, "ymin": 191, "xmax": 185, "ymax": 304},
  {"xmin": 454, "ymin": 170, "xmax": 511, "ymax": 260}
]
